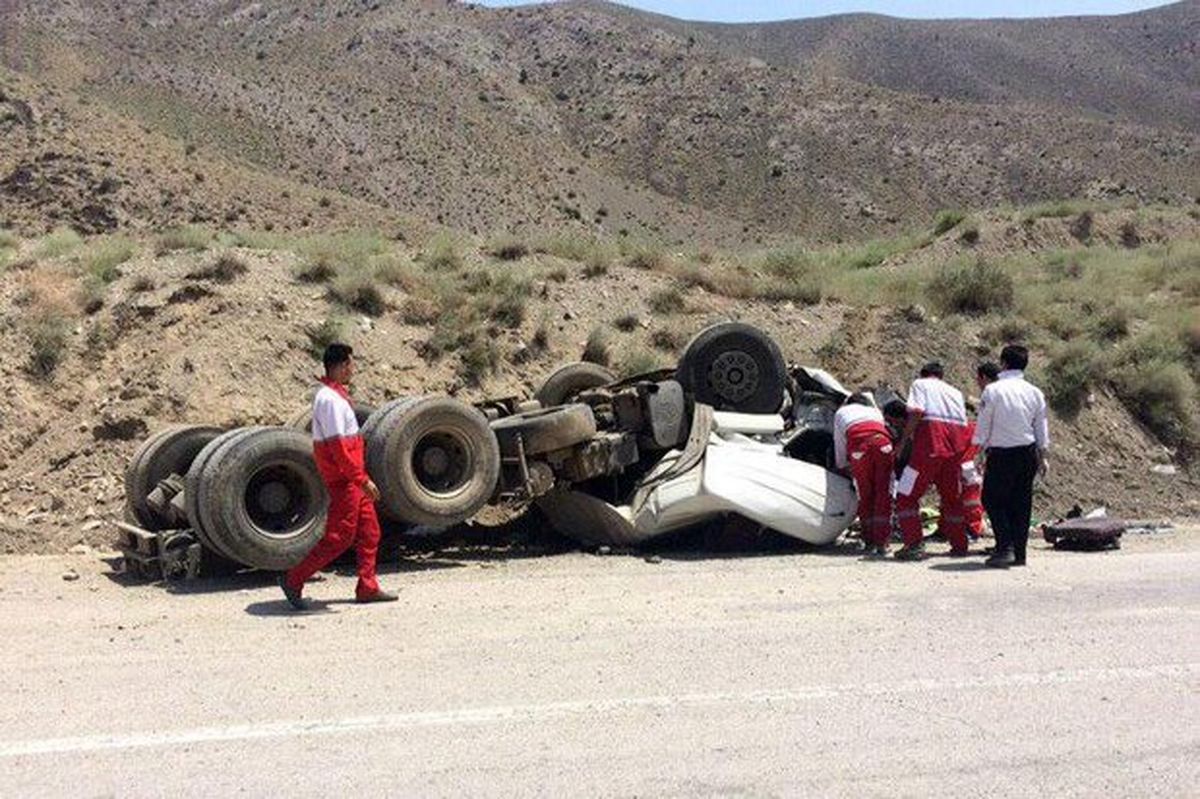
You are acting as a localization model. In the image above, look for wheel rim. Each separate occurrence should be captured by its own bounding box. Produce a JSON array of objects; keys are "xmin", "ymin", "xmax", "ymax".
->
[
  {"xmin": 244, "ymin": 461, "xmax": 318, "ymax": 538},
  {"xmin": 411, "ymin": 430, "xmax": 472, "ymax": 496},
  {"xmin": 708, "ymin": 349, "xmax": 760, "ymax": 404}
]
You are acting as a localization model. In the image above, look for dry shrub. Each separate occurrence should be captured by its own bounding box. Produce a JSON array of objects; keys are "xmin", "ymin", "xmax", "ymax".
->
[
  {"xmin": 648, "ymin": 287, "xmax": 687, "ymax": 315},
  {"xmin": 928, "ymin": 258, "xmax": 1014, "ymax": 315},
  {"xmin": 18, "ymin": 268, "xmax": 78, "ymax": 377},
  {"xmin": 400, "ymin": 296, "xmax": 440, "ymax": 325},
  {"xmin": 154, "ymin": 225, "xmax": 211, "ymax": 255},
  {"xmin": 613, "ymin": 313, "xmax": 640, "ymax": 332},
  {"xmin": 582, "ymin": 327, "xmax": 611, "ymax": 367},
  {"xmin": 187, "ymin": 253, "xmax": 248, "ymax": 283},
  {"xmin": 486, "ymin": 235, "xmax": 529, "ymax": 261},
  {"xmin": 649, "ymin": 328, "xmax": 684, "ymax": 353}
]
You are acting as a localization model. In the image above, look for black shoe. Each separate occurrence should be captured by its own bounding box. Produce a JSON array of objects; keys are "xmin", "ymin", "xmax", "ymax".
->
[
  {"xmin": 1011, "ymin": 556, "xmax": 1027, "ymax": 567},
  {"xmin": 356, "ymin": 589, "xmax": 399, "ymax": 604},
  {"xmin": 985, "ymin": 550, "xmax": 1015, "ymax": 569},
  {"xmin": 279, "ymin": 575, "xmax": 311, "ymax": 610},
  {"xmin": 894, "ymin": 543, "xmax": 927, "ymax": 562}
]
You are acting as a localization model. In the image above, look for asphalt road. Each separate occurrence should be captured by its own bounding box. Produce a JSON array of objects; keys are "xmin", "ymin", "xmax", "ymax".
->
[{"xmin": 1, "ymin": 530, "xmax": 1197, "ymax": 797}]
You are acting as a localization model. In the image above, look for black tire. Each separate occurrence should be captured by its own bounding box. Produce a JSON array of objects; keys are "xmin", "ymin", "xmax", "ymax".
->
[
  {"xmin": 676, "ymin": 322, "xmax": 787, "ymax": 414},
  {"xmin": 286, "ymin": 402, "xmax": 376, "ymax": 434},
  {"xmin": 185, "ymin": 428, "xmax": 261, "ymax": 561},
  {"xmin": 187, "ymin": 427, "xmax": 328, "ymax": 570},
  {"xmin": 125, "ymin": 425, "xmax": 224, "ymax": 530},
  {"xmin": 366, "ymin": 396, "xmax": 500, "ymax": 526},
  {"xmin": 491, "ymin": 404, "xmax": 597, "ymax": 456},
  {"xmin": 536, "ymin": 490, "xmax": 639, "ymax": 548},
  {"xmin": 535, "ymin": 362, "xmax": 616, "ymax": 407}
]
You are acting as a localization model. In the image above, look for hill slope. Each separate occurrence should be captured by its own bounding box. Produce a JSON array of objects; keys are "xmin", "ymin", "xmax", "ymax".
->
[{"xmin": 2, "ymin": 0, "xmax": 1198, "ymax": 242}]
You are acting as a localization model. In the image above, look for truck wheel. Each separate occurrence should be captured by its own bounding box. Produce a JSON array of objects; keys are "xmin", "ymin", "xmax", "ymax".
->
[
  {"xmin": 125, "ymin": 425, "xmax": 224, "ymax": 530},
  {"xmin": 367, "ymin": 396, "xmax": 500, "ymax": 526},
  {"xmin": 491, "ymin": 404, "xmax": 597, "ymax": 456},
  {"xmin": 536, "ymin": 490, "xmax": 639, "ymax": 548},
  {"xmin": 187, "ymin": 427, "xmax": 328, "ymax": 570},
  {"xmin": 676, "ymin": 322, "xmax": 787, "ymax": 414},
  {"xmin": 286, "ymin": 402, "xmax": 376, "ymax": 434},
  {"xmin": 535, "ymin": 362, "xmax": 616, "ymax": 407},
  {"xmin": 185, "ymin": 428, "xmax": 260, "ymax": 561}
]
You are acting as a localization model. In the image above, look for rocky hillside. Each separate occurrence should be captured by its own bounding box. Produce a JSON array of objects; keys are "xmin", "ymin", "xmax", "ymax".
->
[{"xmin": 1, "ymin": 0, "xmax": 1198, "ymax": 243}]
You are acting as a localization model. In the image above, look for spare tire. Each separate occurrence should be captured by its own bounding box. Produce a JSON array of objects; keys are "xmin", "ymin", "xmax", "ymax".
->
[
  {"xmin": 676, "ymin": 322, "xmax": 787, "ymax": 414},
  {"xmin": 491, "ymin": 404, "xmax": 597, "ymax": 456},
  {"xmin": 286, "ymin": 402, "xmax": 376, "ymax": 434},
  {"xmin": 365, "ymin": 396, "xmax": 500, "ymax": 526},
  {"xmin": 535, "ymin": 362, "xmax": 616, "ymax": 407},
  {"xmin": 186, "ymin": 427, "xmax": 328, "ymax": 570},
  {"xmin": 125, "ymin": 425, "xmax": 224, "ymax": 530}
]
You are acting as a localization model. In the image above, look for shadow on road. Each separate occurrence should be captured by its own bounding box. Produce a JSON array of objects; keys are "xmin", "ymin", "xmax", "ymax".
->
[
  {"xmin": 244, "ymin": 598, "xmax": 338, "ymax": 617},
  {"xmin": 928, "ymin": 561, "xmax": 991, "ymax": 572}
]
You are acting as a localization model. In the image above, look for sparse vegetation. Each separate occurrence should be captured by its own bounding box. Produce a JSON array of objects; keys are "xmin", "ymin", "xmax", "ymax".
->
[
  {"xmin": 423, "ymin": 234, "xmax": 463, "ymax": 272},
  {"xmin": 624, "ymin": 243, "xmax": 667, "ymax": 271},
  {"xmin": 155, "ymin": 225, "xmax": 212, "ymax": 255},
  {"xmin": 187, "ymin": 253, "xmax": 248, "ymax": 283},
  {"xmin": 613, "ymin": 313, "xmax": 640, "ymax": 332},
  {"xmin": 486, "ymin": 235, "xmax": 529, "ymax": 261},
  {"xmin": 329, "ymin": 269, "xmax": 387, "ymax": 316},
  {"xmin": 304, "ymin": 317, "xmax": 347, "ymax": 360},
  {"xmin": 648, "ymin": 286, "xmax": 687, "ymax": 315},
  {"xmin": 533, "ymin": 233, "xmax": 608, "ymax": 263},
  {"xmin": 28, "ymin": 313, "xmax": 71, "ymax": 377},
  {"xmin": 618, "ymin": 347, "xmax": 666, "ymax": 378},
  {"xmin": 400, "ymin": 295, "xmax": 440, "ymax": 325},
  {"xmin": 933, "ymin": 209, "xmax": 965, "ymax": 235},
  {"xmin": 650, "ymin": 328, "xmax": 684, "ymax": 353},
  {"xmin": 582, "ymin": 252, "xmax": 610, "ymax": 278},
  {"xmin": 1045, "ymin": 340, "xmax": 1102, "ymax": 416},
  {"xmin": 928, "ymin": 258, "xmax": 1014, "ymax": 315},
  {"xmin": 18, "ymin": 269, "xmax": 79, "ymax": 377},
  {"xmin": 35, "ymin": 228, "xmax": 84, "ymax": 259},
  {"xmin": 582, "ymin": 327, "xmax": 611, "ymax": 367},
  {"xmin": 82, "ymin": 236, "xmax": 137, "ymax": 283}
]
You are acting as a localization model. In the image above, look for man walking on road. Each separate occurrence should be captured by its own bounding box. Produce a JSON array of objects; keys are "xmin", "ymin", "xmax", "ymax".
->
[
  {"xmin": 281, "ymin": 343, "xmax": 398, "ymax": 609},
  {"xmin": 894, "ymin": 362, "xmax": 972, "ymax": 560},
  {"xmin": 833, "ymin": 393, "xmax": 896, "ymax": 558},
  {"xmin": 975, "ymin": 345, "xmax": 1050, "ymax": 569}
]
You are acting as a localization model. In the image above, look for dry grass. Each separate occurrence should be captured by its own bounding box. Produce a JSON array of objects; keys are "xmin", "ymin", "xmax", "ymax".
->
[
  {"xmin": 582, "ymin": 327, "xmax": 611, "ymax": 367},
  {"xmin": 154, "ymin": 225, "xmax": 212, "ymax": 255},
  {"xmin": 35, "ymin": 228, "xmax": 83, "ymax": 259},
  {"xmin": 187, "ymin": 253, "xmax": 248, "ymax": 283},
  {"xmin": 17, "ymin": 268, "xmax": 79, "ymax": 377}
]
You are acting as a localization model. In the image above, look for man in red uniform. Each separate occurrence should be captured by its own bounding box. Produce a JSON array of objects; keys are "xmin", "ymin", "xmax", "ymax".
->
[
  {"xmin": 280, "ymin": 343, "xmax": 397, "ymax": 609},
  {"xmin": 894, "ymin": 362, "xmax": 971, "ymax": 560},
  {"xmin": 833, "ymin": 393, "xmax": 896, "ymax": 558}
]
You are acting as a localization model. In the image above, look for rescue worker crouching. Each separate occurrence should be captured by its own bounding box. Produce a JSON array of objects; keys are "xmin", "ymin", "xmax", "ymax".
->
[
  {"xmin": 280, "ymin": 343, "xmax": 398, "ymax": 610},
  {"xmin": 833, "ymin": 392, "xmax": 896, "ymax": 558}
]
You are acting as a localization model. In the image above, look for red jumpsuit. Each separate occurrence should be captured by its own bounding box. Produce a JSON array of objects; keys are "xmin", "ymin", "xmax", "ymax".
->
[
  {"xmin": 896, "ymin": 377, "xmax": 971, "ymax": 553},
  {"xmin": 284, "ymin": 377, "xmax": 382, "ymax": 600},
  {"xmin": 834, "ymin": 404, "xmax": 895, "ymax": 548},
  {"xmin": 936, "ymin": 422, "xmax": 985, "ymax": 540}
]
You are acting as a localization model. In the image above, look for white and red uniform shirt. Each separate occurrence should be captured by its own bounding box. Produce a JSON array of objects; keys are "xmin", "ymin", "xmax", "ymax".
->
[
  {"xmin": 833, "ymin": 404, "xmax": 891, "ymax": 470},
  {"xmin": 311, "ymin": 377, "xmax": 369, "ymax": 487},
  {"xmin": 906, "ymin": 377, "xmax": 969, "ymax": 461}
]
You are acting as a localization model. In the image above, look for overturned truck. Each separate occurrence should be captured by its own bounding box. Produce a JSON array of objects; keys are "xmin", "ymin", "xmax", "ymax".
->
[{"xmin": 119, "ymin": 323, "xmax": 857, "ymax": 577}]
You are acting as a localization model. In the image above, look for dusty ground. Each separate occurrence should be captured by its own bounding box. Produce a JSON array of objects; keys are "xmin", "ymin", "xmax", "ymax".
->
[{"xmin": 1, "ymin": 527, "xmax": 1197, "ymax": 796}]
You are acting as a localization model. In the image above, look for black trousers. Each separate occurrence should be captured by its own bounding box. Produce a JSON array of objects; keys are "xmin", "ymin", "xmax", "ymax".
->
[{"xmin": 982, "ymin": 444, "xmax": 1039, "ymax": 560}]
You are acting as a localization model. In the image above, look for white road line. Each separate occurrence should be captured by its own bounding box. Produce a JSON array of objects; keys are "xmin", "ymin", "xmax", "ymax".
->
[{"xmin": 2, "ymin": 663, "xmax": 1196, "ymax": 758}]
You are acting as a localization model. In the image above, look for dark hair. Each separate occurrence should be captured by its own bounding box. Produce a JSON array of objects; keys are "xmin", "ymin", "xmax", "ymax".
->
[
  {"xmin": 919, "ymin": 361, "xmax": 944, "ymax": 378},
  {"xmin": 1000, "ymin": 344, "xmax": 1028, "ymax": 371},
  {"xmin": 976, "ymin": 361, "xmax": 1000, "ymax": 383},
  {"xmin": 845, "ymin": 392, "xmax": 872, "ymax": 407},
  {"xmin": 323, "ymin": 342, "xmax": 354, "ymax": 371},
  {"xmin": 883, "ymin": 399, "xmax": 908, "ymax": 419}
]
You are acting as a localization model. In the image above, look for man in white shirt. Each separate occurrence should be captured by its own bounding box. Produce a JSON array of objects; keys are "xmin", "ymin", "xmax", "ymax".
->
[{"xmin": 973, "ymin": 345, "xmax": 1050, "ymax": 569}]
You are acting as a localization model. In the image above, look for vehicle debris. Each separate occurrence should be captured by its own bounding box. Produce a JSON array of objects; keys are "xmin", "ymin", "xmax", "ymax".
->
[{"xmin": 117, "ymin": 323, "xmax": 862, "ymax": 579}]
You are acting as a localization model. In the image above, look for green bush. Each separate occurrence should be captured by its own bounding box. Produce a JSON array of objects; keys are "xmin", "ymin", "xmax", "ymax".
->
[
  {"xmin": 928, "ymin": 258, "xmax": 1014, "ymax": 315},
  {"xmin": 154, "ymin": 225, "xmax": 211, "ymax": 255},
  {"xmin": 83, "ymin": 237, "xmax": 137, "ymax": 283},
  {"xmin": 625, "ymin": 244, "xmax": 667, "ymax": 271},
  {"xmin": 458, "ymin": 337, "xmax": 501, "ymax": 386},
  {"xmin": 35, "ymin": 228, "xmax": 83, "ymax": 259},
  {"xmin": 27, "ymin": 313, "xmax": 71, "ymax": 377},
  {"xmin": 534, "ymin": 233, "xmax": 607, "ymax": 263},
  {"xmin": 329, "ymin": 269, "xmax": 386, "ymax": 316},
  {"xmin": 1114, "ymin": 362, "xmax": 1195, "ymax": 450},
  {"xmin": 423, "ymin": 235, "xmax": 463, "ymax": 272},
  {"xmin": 0, "ymin": 229, "xmax": 18, "ymax": 250},
  {"xmin": 1044, "ymin": 340, "xmax": 1102, "ymax": 416},
  {"xmin": 1093, "ymin": 305, "xmax": 1131, "ymax": 341},
  {"xmin": 295, "ymin": 232, "xmax": 389, "ymax": 282},
  {"xmin": 933, "ymin": 209, "xmax": 965, "ymax": 236}
]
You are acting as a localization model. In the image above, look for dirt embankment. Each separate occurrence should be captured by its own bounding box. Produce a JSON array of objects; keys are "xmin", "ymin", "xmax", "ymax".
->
[{"xmin": 2, "ymin": 213, "xmax": 1197, "ymax": 554}]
